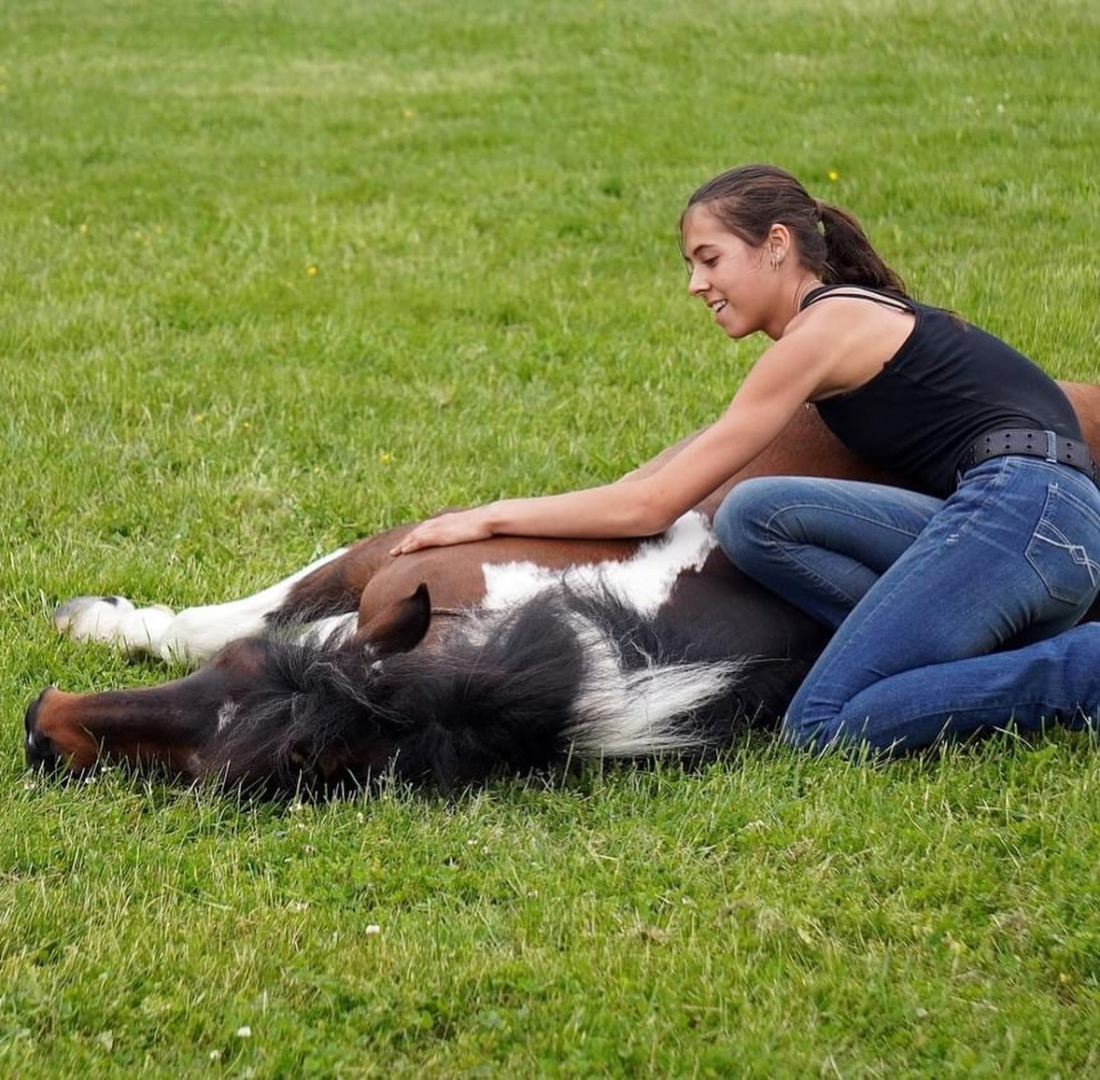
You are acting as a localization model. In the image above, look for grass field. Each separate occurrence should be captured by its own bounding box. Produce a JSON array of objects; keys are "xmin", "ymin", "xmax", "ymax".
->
[{"xmin": 2, "ymin": 0, "xmax": 1099, "ymax": 1075}]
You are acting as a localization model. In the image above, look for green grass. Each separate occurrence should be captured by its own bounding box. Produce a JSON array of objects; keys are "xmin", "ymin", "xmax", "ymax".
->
[{"xmin": 2, "ymin": 0, "xmax": 1099, "ymax": 1074}]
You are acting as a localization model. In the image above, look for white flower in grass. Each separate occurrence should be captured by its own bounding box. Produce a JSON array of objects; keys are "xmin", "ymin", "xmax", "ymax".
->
[
  {"xmin": 236, "ymin": 1026, "xmax": 252, "ymax": 1039},
  {"xmin": 365, "ymin": 924, "xmax": 381, "ymax": 935}
]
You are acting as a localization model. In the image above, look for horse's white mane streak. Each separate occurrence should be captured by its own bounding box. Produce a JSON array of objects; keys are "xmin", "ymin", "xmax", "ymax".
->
[
  {"xmin": 474, "ymin": 512, "xmax": 741, "ymax": 759},
  {"xmin": 565, "ymin": 619, "xmax": 744, "ymax": 757},
  {"xmin": 481, "ymin": 511, "xmax": 717, "ymax": 617}
]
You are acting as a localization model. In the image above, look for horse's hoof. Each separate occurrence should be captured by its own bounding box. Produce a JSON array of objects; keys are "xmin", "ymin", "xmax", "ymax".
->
[{"xmin": 53, "ymin": 595, "xmax": 134, "ymax": 635}]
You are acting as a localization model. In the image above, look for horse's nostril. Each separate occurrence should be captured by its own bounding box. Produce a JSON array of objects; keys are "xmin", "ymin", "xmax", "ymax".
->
[{"xmin": 24, "ymin": 691, "xmax": 61, "ymax": 771}]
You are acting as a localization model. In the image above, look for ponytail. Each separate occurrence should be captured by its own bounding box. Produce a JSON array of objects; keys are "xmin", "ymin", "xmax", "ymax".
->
[
  {"xmin": 816, "ymin": 200, "xmax": 906, "ymax": 293},
  {"xmin": 684, "ymin": 165, "xmax": 907, "ymax": 296}
]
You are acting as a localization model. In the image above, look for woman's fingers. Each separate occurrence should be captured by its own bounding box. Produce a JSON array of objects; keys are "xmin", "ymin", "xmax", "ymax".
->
[{"xmin": 390, "ymin": 510, "xmax": 490, "ymax": 556}]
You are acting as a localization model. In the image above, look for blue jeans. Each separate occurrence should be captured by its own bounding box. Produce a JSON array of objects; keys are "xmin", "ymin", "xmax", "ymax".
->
[{"xmin": 715, "ymin": 458, "xmax": 1100, "ymax": 753}]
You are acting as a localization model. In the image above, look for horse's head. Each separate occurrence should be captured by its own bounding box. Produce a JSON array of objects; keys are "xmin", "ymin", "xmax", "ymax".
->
[
  {"xmin": 25, "ymin": 586, "xmax": 435, "ymax": 790},
  {"xmin": 24, "ymin": 634, "xmax": 281, "ymax": 778},
  {"xmin": 200, "ymin": 580, "xmax": 594, "ymax": 797}
]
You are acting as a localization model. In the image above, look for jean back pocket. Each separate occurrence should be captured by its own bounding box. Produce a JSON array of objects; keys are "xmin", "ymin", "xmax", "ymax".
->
[{"xmin": 1025, "ymin": 482, "xmax": 1100, "ymax": 606}]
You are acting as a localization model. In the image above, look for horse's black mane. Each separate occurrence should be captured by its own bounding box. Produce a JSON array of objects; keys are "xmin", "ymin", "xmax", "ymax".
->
[{"xmin": 202, "ymin": 580, "xmax": 822, "ymax": 796}]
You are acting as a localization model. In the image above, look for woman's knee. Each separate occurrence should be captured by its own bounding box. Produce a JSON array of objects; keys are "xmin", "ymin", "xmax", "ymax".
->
[
  {"xmin": 714, "ymin": 478, "xmax": 791, "ymax": 570},
  {"xmin": 779, "ymin": 710, "xmax": 817, "ymax": 751},
  {"xmin": 781, "ymin": 699, "xmax": 871, "ymax": 756},
  {"xmin": 779, "ymin": 683, "xmax": 830, "ymax": 752}
]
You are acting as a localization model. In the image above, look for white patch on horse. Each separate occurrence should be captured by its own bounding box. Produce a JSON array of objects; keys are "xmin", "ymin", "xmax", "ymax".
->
[
  {"xmin": 216, "ymin": 700, "xmax": 240, "ymax": 733},
  {"xmin": 481, "ymin": 511, "xmax": 716, "ymax": 618},
  {"xmin": 476, "ymin": 510, "xmax": 741, "ymax": 761},
  {"xmin": 302, "ymin": 612, "xmax": 358, "ymax": 648}
]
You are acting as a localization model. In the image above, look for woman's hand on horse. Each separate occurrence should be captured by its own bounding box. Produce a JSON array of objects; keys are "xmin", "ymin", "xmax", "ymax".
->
[{"xmin": 391, "ymin": 508, "xmax": 494, "ymax": 556}]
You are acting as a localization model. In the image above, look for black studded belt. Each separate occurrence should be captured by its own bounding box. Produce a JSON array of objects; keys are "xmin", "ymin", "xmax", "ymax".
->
[{"xmin": 959, "ymin": 428, "xmax": 1096, "ymax": 482}]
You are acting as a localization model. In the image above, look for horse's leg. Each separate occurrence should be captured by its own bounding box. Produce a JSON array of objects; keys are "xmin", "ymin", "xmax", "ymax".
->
[
  {"xmin": 52, "ymin": 548, "xmax": 351, "ymax": 664},
  {"xmin": 53, "ymin": 524, "xmax": 432, "ymax": 663},
  {"xmin": 51, "ymin": 524, "xmax": 626, "ymax": 663}
]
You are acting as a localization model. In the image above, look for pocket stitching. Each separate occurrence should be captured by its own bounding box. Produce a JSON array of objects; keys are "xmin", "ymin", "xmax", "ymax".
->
[{"xmin": 1025, "ymin": 483, "xmax": 1100, "ymax": 604}]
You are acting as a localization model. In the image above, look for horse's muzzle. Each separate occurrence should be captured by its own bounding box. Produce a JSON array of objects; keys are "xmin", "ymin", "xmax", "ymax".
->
[{"xmin": 25, "ymin": 689, "xmax": 62, "ymax": 771}]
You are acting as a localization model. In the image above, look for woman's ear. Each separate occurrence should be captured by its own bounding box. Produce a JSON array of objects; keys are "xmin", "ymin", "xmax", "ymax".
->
[{"xmin": 767, "ymin": 223, "xmax": 792, "ymax": 267}]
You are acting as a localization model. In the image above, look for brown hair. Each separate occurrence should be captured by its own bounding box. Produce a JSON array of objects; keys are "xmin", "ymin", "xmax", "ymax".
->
[{"xmin": 683, "ymin": 164, "xmax": 907, "ymax": 294}]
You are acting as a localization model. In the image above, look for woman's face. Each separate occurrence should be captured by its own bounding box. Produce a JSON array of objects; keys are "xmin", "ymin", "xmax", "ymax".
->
[{"xmin": 681, "ymin": 204, "xmax": 777, "ymax": 340}]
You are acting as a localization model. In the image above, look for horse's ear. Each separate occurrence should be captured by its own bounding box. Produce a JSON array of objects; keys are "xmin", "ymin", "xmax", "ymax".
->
[{"xmin": 360, "ymin": 584, "xmax": 432, "ymax": 655}]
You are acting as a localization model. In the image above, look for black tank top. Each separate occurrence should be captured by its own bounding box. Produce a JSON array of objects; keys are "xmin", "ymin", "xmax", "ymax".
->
[{"xmin": 803, "ymin": 285, "xmax": 1082, "ymax": 496}]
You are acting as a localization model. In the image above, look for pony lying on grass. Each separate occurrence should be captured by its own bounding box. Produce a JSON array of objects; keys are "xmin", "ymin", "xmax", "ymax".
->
[{"xmin": 25, "ymin": 390, "xmax": 1100, "ymax": 795}]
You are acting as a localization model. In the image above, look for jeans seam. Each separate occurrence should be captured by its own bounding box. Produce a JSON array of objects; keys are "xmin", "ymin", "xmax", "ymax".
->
[
  {"xmin": 758, "ymin": 503, "xmax": 928, "ymax": 608},
  {"xmin": 766, "ymin": 542, "xmax": 869, "ymax": 608},
  {"xmin": 763, "ymin": 502, "xmax": 930, "ymax": 544}
]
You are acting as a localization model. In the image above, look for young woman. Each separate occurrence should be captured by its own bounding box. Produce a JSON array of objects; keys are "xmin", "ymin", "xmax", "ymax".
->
[{"xmin": 393, "ymin": 163, "xmax": 1100, "ymax": 754}]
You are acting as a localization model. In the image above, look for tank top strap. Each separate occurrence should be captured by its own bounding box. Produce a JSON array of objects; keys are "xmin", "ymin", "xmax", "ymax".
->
[{"xmin": 800, "ymin": 284, "xmax": 915, "ymax": 314}]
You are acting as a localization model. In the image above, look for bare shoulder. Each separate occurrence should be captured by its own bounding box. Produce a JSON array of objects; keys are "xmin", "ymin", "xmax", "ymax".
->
[{"xmin": 785, "ymin": 291, "xmax": 916, "ymax": 398}]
